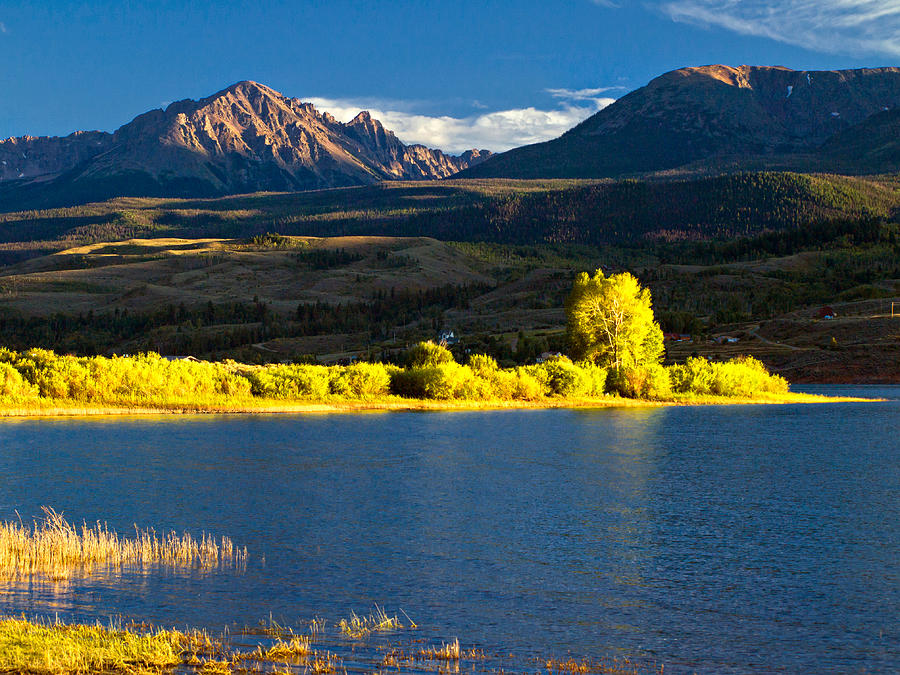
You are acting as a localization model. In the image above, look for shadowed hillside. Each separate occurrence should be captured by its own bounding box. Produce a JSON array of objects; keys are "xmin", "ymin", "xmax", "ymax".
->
[
  {"xmin": 1, "ymin": 174, "xmax": 897, "ymax": 262},
  {"xmin": 462, "ymin": 65, "xmax": 900, "ymax": 179}
]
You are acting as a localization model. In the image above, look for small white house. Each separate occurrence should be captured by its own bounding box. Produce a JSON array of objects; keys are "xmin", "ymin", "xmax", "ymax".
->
[{"xmin": 438, "ymin": 330, "xmax": 458, "ymax": 346}]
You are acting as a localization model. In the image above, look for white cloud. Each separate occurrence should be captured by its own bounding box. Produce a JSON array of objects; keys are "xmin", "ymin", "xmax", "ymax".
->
[
  {"xmin": 546, "ymin": 86, "xmax": 626, "ymax": 102},
  {"xmin": 0, "ymin": 22, "xmax": 7, "ymax": 34},
  {"xmin": 304, "ymin": 96, "xmax": 615, "ymax": 154},
  {"xmin": 660, "ymin": 0, "xmax": 900, "ymax": 57}
]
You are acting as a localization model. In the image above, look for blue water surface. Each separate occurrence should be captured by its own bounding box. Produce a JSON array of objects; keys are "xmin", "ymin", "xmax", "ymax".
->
[{"xmin": 1, "ymin": 386, "xmax": 898, "ymax": 673}]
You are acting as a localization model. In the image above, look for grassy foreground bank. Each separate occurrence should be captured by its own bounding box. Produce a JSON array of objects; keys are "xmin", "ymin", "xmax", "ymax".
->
[
  {"xmin": 0, "ymin": 615, "xmax": 661, "ymax": 675},
  {"xmin": 0, "ymin": 346, "xmax": 871, "ymax": 417},
  {"xmin": 0, "ymin": 618, "xmax": 188, "ymax": 674},
  {"xmin": 0, "ymin": 617, "xmax": 336, "ymax": 675}
]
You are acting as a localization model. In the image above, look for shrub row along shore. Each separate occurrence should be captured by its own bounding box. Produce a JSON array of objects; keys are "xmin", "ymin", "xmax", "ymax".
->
[{"xmin": 0, "ymin": 344, "xmax": 850, "ymax": 415}]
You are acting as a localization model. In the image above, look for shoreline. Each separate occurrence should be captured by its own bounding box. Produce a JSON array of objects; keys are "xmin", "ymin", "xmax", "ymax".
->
[{"xmin": 0, "ymin": 392, "xmax": 882, "ymax": 418}]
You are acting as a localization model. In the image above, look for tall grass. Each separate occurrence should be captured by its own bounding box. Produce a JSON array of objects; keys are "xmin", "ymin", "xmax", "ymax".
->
[{"xmin": 0, "ymin": 507, "xmax": 247, "ymax": 580}]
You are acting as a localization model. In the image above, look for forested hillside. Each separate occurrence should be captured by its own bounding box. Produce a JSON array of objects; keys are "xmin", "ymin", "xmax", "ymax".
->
[{"xmin": 1, "ymin": 173, "xmax": 897, "ymax": 261}]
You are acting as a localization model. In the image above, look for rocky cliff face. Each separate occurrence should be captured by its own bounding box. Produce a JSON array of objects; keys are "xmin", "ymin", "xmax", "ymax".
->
[
  {"xmin": 584, "ymin": 64, "xmax": 900, "ymax": 152},
  {"xmin": 462, "ymin": 65, "xmax": 900, "ymax": 179},
  {"xmin": 340, "ymin": 110, "xmax": 481, "ymax": 179},
  {"xmin": 0, "ymin": 81, "xmax": 491, "ymax": 205},
  {"xmin": 0, "ymin": 131, "xmax": 113, "ymax": 181}
]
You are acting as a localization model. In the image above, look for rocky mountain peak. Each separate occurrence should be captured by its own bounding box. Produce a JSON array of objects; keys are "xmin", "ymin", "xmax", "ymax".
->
[
  {"xmin": 464, "ymin": 64, "xmax": 900, "ymax": 180},
  {"xmin": 0, "ymin": 80, "xmax": 493, "ymax": 206},
  {"xmin": 349, "ymin": 110, "xmax": 375, "ymax": 124}
]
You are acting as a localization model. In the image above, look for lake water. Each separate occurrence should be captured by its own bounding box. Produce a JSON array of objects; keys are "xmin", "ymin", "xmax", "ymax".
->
[{"xmin": 1, "ymin": 386, "xmax": 898, "ymax": 673}]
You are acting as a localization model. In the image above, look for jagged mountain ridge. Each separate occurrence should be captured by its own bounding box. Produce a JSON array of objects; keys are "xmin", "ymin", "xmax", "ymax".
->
[
  {"xmin": 0, "ymin": 81, "xmax": 491, "ymax": 206},
  {"xmin": 0, "ymin": 131, "xmax": 114, "ymax": 182},
  {"xmin": 461, "ymin": 65, "xmax": 900, "ymax": 179}
]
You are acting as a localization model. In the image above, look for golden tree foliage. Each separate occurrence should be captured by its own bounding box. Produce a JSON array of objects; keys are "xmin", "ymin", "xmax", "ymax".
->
[{"xmin": 565, "ymin": 270, "xmax": 664, "ymax": 369}]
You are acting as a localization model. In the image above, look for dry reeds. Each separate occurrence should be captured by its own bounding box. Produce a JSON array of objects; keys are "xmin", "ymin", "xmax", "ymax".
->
[
  {"xmin": 308, "ymin": 652, "xmax": 338, "ymax": 674},
  {"xmin": 0, "ymin": 506, "xmax": 247, "ymax": 580},
  {"xmin": 544, "ymin": 657, "xmax": 663, "ymax": 674},
  {"xmin": 235, "ymin": 635, "xmax": 311, "ymax": 662},
  {"xmin": 381, "ymin": 638, "xmax": 483, "ymax": 671},
  {"xmin": 421, "ymin": 638, "xmax": 461, "ymax": 660},
  {"xmin": 337, "ymin": 605, "xmax": 408, "ymax": 639}
]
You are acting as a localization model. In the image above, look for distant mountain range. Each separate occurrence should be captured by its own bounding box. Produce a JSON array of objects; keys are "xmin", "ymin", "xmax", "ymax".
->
[
  {"xmin": 3, "ymin": 65, "xmax": 899, "ymax": 212},
  {"xmin": 0, "ymin": 81, "xmax": 491, "ymax": 209},
  {"xmin": 461, "ymin": 65, "xmax": 900, "ymax": 179}
]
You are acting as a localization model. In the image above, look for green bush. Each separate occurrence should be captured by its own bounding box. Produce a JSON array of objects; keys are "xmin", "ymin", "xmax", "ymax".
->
[
  {"xmin": 467, "ymin": 353, "xmax": 498, "ymax": 377},
  {"xmin": 709, "ymin": 356, "xmax": 788, "ymax": 397},
  {"xmin": 670, "ymin": 355, "xmax": 788, "ymax": 397},
  {"xmin": 393, "ymin": 363, "xmax": 488, "ymax": 400},
  {"xmin": 389, "ymin": 366, "xmax": 438, "ymax": 399},
  {"xmin": 607, "ymin": 364, "xmax": 672, "ymax": 399},
  {"xmin": 244, "ymin": 364, "xmax": 330, "ymax": 399},
  {"xmin": 0, "ymin": 350, "xmax": 252, "ymax": 405},
  {"xmin": 328, "ymin": 362, "xmax": 391, "ymax": 398},
  {"xmin": 512, "ymin": 368, "xmax": 543, "ymax": 400},
  {"xmin": 580, "ymin": 363, "xmax": 608, "ymax": 396},
  {"xmin": 0, "ymin": 346, "xmax": 789, "ymax": 407},
  {"xmin": 527, "ymin": 357, "xmax": 591, "ymax": 397},
  {"xmin": 0, "ymin": 363, "xmax": 38, "ymax": 403},
  {"xmin": 670, "ymin": 357, "xmax": 715, "ymax": 395},
  {"xmin": 482, "ymin": 367, "xmax": 518, "ymax": 399},
  {"xmin": 405, "ymin": 341, "xmax": 455, "ymax": 368}
]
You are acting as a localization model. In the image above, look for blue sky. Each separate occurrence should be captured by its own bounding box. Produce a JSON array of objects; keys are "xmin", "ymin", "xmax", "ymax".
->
[{"xmin": 1, "ymin": 0, "xmax": 898, "ymax": 152}]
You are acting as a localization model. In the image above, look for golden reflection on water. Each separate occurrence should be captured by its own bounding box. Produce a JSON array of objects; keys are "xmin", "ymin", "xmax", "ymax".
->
[
  {"xmin": 0, "ymin": 560, "xmax": 245, "ymax": 617},
  {"xmin": 569, "ymin": 407, "xmax": 671, "ymax": 597}
]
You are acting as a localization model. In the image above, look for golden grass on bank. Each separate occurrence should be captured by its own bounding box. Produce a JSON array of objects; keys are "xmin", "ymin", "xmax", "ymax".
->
[
  {"xmin": 0, "ymin": 616, "xmax": 339, "ymax": 675},
  {"xmin": 308, "ymin": 652, "xmax": 339, "ymax": 674},
  {"xmin": 2, "ymin": 615, "xmax": 668, "ymax": 675},
  {"xmin": 0, "ymin": 507, "xmax": 247, "ymax": 580},
  {"xmin": 0, "ymin": 389, "xmax": 872, "ymax": 420},
  {"xmin": 198, "ymin": 659, "xmax": 232, "ymax": 674},
  {"xmin": 0, "ymin": 617, "xmax": 189, "ymax": 675}
]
